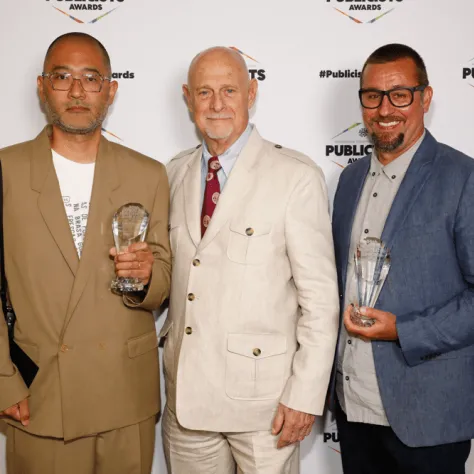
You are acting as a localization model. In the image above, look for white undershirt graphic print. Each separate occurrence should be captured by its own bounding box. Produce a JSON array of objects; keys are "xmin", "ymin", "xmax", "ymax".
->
[{"xmin": 52, "ymin": 150, "xmax": 95, "ymax": 257}]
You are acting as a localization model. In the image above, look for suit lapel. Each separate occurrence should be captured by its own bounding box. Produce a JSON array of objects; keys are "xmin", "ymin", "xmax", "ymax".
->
[
  {"xmin": 198, "ymin": 129, "xmax": 263, "ymax": 251},
  {"xmin": 183, "ymin": 149, "xmax": 203, "ymax": 248},
  {"xmin": 381, "ymin": 131, "xmax": 437, "ymax": 249},
  {"xmin": 31, "ymin": 126, "xmax": 79, "ymax": 276},
  {"xmin": 340, "ymin": 159, "xmax": 371, "ymax": 295},
  {"xmin": 61, "ymin": 136, "xmax": 120, "ymax": 336}
]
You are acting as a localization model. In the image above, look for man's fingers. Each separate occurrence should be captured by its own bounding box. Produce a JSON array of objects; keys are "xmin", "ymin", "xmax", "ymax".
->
[
  {"xmin": 115, "ymin": 251, "xmax": 154, "ymax": 265},
  {"xmin": 343, "ymin": 308, "xmax": 365, "ymax": 335},
  {"xmin": 360, "ymin": 306, "xmax": 383, "ymax": 320},
  {"xmin": 115, "ymin": 260, "xmax": 151, "ymax": 271},
  {"xmin": 128, "ymin": 242, "xmax": 149, "ymax": 253},
  {"xmin": 277, "ymin": 424, "xmax": 296, "ymax": 448},
  {"xmin": 2, "ymin": 404, "xmax": 20, "ymax": 422},
  {"xmin": 18, "ymin": 399, "xmax": 29, "ymax": 426},
  {"xmin": 272, "ymin": 406, "xmax": 285, "ymax": 435},
  {"xmin": 116, "ymin": 269, "xmax": 151, "ymax": 279}
]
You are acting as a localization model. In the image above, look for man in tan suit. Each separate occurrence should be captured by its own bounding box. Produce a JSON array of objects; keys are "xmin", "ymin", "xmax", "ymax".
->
[
  {"xmin": 162, "ymin": 47, "xmax": 339, "ymax": 473},
  {"xmin": 0, "ymin": 33, "xmax": 171, "ymax": 473}
]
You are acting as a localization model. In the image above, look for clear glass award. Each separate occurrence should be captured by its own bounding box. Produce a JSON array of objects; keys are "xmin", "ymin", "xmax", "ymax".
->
[
  {"xmin": 350, "ymin": 237, "xmax": 391, "ymax": 327},
  {"xmin": 111, "ymin": 203, "xmax": 149, "ymax": 293}
]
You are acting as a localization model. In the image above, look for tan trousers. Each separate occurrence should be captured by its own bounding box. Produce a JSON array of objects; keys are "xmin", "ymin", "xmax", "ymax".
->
[
  {"xmin": 162, "ymin": 405, "xmax": 299, "ymax": 474},
  {"xmin": 6, "ymin": 416, "xmax": 156, "ymax": 474}
]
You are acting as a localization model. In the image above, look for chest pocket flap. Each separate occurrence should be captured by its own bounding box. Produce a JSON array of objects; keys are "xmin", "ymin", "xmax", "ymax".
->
[
  {"xmin": 227, "ymin": 220, "xmax": 272, "ymax": 265},
  {"xmin": 227, "ymin": 333, "xmax": 286, "ymax": 359}
]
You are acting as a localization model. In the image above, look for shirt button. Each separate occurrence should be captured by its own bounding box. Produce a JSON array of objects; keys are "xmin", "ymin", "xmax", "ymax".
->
[
  {"xmin": 373, "ymin": 193, "xmax": 378, "ymax": 197},
  {"xmin": 192, "ymin": 259, "xmax": 200, "ymax": 267},
  {"xmin": 348, "ymin": 340, "xmax": 352, "ymax": 345},
  {"xmin": 187, "ymin": 293, "xmax": 195, "ymax": 301},
  {"xmin": 345, "ymin": 376, "xmax": 350, "ymax": 381},
  {"xmin": 60, "ymin": 344, "xmax": 69, "ymax": 352},
  {"xmin": 364, "ymin": 229, "xmax": 369, "ymax": 234},
  {"xmin": 185, "ymin": 327, "xmax": 193, "ymax": 335},
  {"xmin": 372, "ymin": 172, "xmax": 376, "ymax": 176}
]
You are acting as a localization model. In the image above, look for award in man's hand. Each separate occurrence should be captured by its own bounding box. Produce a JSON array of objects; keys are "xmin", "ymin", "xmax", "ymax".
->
[
  {"xmin": 351, "ymin": 237, "xmax": 391, "ymax": 327},
  {"xmin": 111, "ymin": 203, "xmax": 149, "ymax": 293}
]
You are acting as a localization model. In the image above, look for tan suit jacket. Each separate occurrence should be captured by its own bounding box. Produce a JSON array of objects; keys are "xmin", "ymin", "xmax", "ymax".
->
[
  {"xmin": 162, "ymin": 128, "xmax": 339, "ymax": 432},
  {"xmin": 0, "ymin": 126, "xmax": 171, "ymax": 441}
]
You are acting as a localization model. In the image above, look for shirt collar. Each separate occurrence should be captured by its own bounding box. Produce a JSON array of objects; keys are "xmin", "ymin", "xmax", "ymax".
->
[
  {"xmin": 369, "ymin": 130, "xmax": 426, "ymax": 182},
  {"xmin": 202, "ymin": 123, "xmax": 253, "ymax": 177}
]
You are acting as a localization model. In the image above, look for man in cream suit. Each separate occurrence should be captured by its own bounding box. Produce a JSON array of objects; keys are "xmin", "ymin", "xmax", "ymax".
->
[
  {"xmin": 0, "ymin": 33, "xmax": 171, "ymax": 473},
  {"xmin": 161, "ymin": 46, "xmax": 339, "ymax": 473}
]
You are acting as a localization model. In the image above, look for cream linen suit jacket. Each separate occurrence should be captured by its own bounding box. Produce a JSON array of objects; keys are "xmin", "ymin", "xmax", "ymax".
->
[
  {"xmin": 162, "ymin": 128, "xmax": 339, "ymax": 432},
  {"xmin": 0, "ymin": 126, "xmax": 171, "ymax": 441}
]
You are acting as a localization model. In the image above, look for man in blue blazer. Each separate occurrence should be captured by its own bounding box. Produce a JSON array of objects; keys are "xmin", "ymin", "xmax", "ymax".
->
[{"xmin": 332, "ymin": 43, "xmax": 474, "ymax": 474}]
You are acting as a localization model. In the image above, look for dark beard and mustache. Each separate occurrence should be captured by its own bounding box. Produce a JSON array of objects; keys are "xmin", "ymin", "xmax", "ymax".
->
[
  {"xmin": 371, "ymin": 131, "xmax": 405, "ymax": 153},
  {"xmin": 369, "ymin": 116, "xmax": 405, "ymax": 152},
  {"xmin": 43, "ymin": 97, "xmax": 109, "ymax": 135}
]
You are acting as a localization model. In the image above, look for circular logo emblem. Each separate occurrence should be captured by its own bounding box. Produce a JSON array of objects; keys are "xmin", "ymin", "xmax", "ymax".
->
[
  {"xmin": 202, "ymin": 215, "xmax": 211, "ymax": 228},
  {"xmin": 212, "ymin": 192, "xmax": 220, "ymax": 204}
]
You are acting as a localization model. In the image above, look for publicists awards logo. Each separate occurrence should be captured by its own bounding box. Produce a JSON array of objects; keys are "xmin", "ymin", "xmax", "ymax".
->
[
  {"xmin": 323, "ymin": 420, "xmax": 341, "ymax": 454},
  {"xmin": 462, "ymin": 56, "xmax": 474, "ymax": 88},
  {"xmin": 46, "ymin": 0, "xmax": 125, "ymax": 24},
  {"xmin": 326, "ymin": 0, "xmax": 403, "ymax": 24},
  {"xmin": 229, "ymin": 47, "xmax": 266, "ymax": 81},
  {"xmin": 327, "ymin": 122, "xmax": 373, "ymax": 168}
]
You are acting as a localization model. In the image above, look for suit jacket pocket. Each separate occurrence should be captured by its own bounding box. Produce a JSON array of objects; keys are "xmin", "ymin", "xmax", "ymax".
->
[
  {"xmin": 225, "ymin": 333, "xmax": 286, "ymax": 400},
  {"xmin": 227, "ymin": 220, "xmax": 272, "ymax": 265},
  {"xmin": 127, "ymin": 330, "xmax": 158, "ymax": 358}
]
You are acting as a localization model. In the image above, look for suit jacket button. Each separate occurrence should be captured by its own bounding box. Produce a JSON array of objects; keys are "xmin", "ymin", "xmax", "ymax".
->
[
  {"xmin": 60, "ymin": 344, "xmax": 69, "ymax": 352},
  {"xmin": 187, "ymin": 293, "xmax": 195, "ymax": 301},
  {"xmin": 192, "ymin": 259, "xmax": 200, "ymax": 267},
  {"xmin": 253, "ymin": 348, "xmax": 261, "ymax": 357},
  {"xmin": 275, "ymin": 144, "xmax": 282, "ymax": 149},
  {"xmin": 246, "ymin": 228, "xmax": 254, "ymax": 236},
  {"xmin": 185, "ymin": 327, "xmax": 193, "ymax": 335}
]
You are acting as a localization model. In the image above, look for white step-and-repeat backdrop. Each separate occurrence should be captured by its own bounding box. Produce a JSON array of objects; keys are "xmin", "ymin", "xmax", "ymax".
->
[{"xmin": 1, "ymin": 0, "xmax": 474, "ymax": 472}]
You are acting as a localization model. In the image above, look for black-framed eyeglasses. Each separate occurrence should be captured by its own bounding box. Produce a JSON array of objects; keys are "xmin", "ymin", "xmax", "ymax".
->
[
  {"xmin": 41, "ymin": 72, "xmax": 111, "ymax": 93},
  {"xmin": 359, "ymin": 84, "xmax": 428, "ymax": 109}
]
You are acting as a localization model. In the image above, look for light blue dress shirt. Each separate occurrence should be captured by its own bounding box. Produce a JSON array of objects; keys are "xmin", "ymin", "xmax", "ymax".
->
[{"xmin": 200, "ymin": 123, "xmax": 254, "ymax": 208}]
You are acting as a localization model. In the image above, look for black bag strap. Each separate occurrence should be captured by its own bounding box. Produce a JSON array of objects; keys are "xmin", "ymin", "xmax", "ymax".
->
[{"xmin": 0, "ymin": 163, "xmax": 14, "ymax": 337}]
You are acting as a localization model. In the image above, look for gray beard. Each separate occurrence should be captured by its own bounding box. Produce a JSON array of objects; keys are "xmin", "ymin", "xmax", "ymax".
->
[
  {"xmin": 44, "ymin": 101, "xmax": 107, "ymax": 136},
  {"xmin": 371, "ymin": 132, "xmax": 405, "ymax": 153},
  {"xmin": 205, "ymin": 125, "xmax": 233, "ymax": 141}
]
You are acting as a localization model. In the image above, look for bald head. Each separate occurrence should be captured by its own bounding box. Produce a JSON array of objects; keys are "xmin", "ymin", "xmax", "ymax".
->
[
  {"xmin": 44, "ymin": 32, "xmax": 111, "ymax": 75},
  {"xmin": 183, "ymin": 46, "xmax": 258, "ymax": 155},
  {"xmin": 187, "ymin": 47, "xmax": 249, "ymax": 90}
]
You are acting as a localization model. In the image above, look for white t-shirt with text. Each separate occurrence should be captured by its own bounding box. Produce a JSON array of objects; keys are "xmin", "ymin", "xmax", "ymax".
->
[{"xmin": 52, "ymin": 150, "xmax": 95, "ymax": 257}]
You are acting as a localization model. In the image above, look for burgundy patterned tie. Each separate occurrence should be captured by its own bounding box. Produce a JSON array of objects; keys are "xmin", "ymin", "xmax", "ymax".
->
[{"xmin": 201, "ymin": 156, "xmax": 221, "ymax": 237}]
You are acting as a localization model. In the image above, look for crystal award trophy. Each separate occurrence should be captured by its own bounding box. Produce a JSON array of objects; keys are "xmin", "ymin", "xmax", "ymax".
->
[
  {"xmin": 111, "ymin": 203, "xmax": 149, "ymax": 293},
  {"xmin": 350, "ymin": 237, "xmax": 391, "ymax": 327}
]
